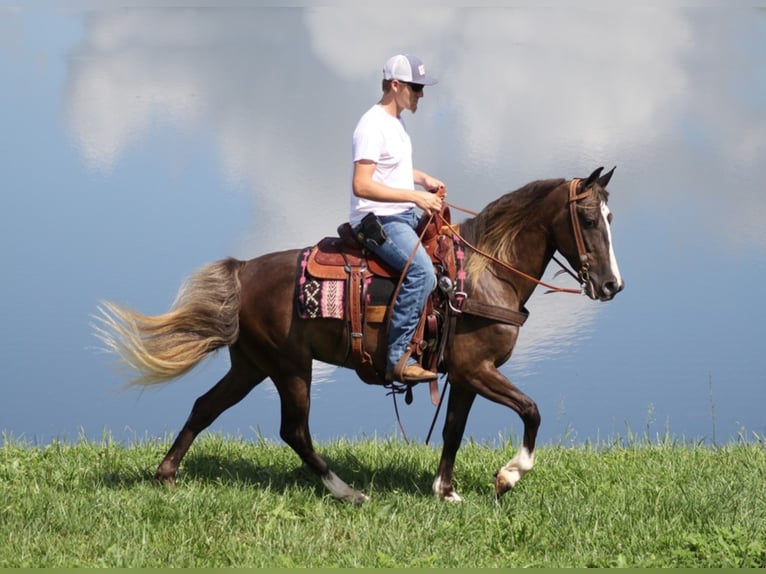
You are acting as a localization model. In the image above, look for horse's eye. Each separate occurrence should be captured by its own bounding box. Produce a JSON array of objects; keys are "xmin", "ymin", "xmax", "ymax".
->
[{"xmin": 583, "ymin": 218, "xmax": 597, "ymax": 229}]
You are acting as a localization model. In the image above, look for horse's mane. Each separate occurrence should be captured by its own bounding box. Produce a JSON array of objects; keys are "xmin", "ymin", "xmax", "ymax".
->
[{"xmin": 459, "ymin": 178, "xmax": 566, "ymax": 280}]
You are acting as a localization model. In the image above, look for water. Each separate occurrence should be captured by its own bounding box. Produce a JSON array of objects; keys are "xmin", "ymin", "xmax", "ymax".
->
[{"xmin": 2, "ymin": 4, "xmax": 764, "ymax": 448}]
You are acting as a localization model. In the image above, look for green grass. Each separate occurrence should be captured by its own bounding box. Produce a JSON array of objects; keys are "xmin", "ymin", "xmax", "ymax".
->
[{"xmin": 1, "ymin": 433, "xmax": 765, "ymax": 567}]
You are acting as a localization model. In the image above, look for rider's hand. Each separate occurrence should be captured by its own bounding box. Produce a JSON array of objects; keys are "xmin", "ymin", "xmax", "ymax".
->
[
  {"xmin": 433, "ymin": 185, "xmax": 447, "ymax": 199},
  {"xmin": 422, "ymin": 176, "xmax": 446, "ymax": 195},
  {"xmin": 415, "ymin": 189, "xmax": 444, "ymax": 215}
]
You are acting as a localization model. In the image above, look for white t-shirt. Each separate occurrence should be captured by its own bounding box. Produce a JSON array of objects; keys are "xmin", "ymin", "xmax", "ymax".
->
[{"xmin": 350, "ymin": 104, "xmax": 415, "ymax": 226}]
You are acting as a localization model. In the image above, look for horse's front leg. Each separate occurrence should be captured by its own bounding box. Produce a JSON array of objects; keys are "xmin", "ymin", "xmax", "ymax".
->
[
  {"xmin": 433, "ymin": 385, "xmax": 476, "ymax": 502},
  {"xmin": 490, "ymin": 376, "xmax": 540, "ymax": 496},
  {"xmin": 462, "ymin": 362, "xmax": 540, "ymax": 496}
]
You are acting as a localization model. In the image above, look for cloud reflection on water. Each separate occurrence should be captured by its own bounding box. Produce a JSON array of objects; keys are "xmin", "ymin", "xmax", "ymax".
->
[{"xmin": 58, "ymin": 5, "xmax": 766, "ymax": 441}]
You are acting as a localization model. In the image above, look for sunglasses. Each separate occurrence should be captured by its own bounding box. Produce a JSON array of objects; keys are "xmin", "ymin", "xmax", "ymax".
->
[{"xmin": 400, "ymin": 81, "xmax": 424, "ymax": 93}]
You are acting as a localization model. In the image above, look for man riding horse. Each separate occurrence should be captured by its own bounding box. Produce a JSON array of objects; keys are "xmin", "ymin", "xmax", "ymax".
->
[{"xmin": 349, "ymin": 54, "xmax": 444, "ymax": 384}]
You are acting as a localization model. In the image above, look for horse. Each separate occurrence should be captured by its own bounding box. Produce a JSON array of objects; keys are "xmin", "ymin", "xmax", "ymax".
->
[{"xmin": 95, "ymin": 166, "xmax": 624, "ymax": 503}]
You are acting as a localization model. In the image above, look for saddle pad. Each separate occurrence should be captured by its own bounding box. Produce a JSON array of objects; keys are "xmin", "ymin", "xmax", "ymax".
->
[
  {"xmin": 296, "ymin": 248, "xmax": 345, "ymax": 319},
  {"xmin": 296, "ymin": 247, "xmax": 396, "ymax": 321}
]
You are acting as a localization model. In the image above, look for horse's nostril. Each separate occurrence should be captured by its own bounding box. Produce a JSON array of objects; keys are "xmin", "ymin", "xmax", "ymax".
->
[{"xmin": 603, "ymin": 280, "xmax": 624, "ymax": 297}]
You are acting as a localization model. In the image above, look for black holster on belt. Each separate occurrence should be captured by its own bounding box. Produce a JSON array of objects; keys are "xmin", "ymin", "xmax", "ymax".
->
[{"xmin": 353, "ymin": 212, "xmax": 388, "ymax": 248}]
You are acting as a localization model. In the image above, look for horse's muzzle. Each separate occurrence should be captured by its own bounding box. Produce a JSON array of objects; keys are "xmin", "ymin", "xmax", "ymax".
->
[
  {"xmin": 586, "ymin": 276, "xmax": 624, "ymax": 301},
  {"xmin": 601, "ymin": 281, "xmax": 625, "ymax": 301}
]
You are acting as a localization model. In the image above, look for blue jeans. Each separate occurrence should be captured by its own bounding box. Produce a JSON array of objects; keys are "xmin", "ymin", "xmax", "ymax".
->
[{"xmin": 365, "ymin": 209, "xmax": 437, "ymax": 372}]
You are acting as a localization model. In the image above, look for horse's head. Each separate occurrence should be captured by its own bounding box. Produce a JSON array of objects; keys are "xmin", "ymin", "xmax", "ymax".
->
[{"xmin": 555, "ymin": 166, "xmax": 625, "ymax": 301}]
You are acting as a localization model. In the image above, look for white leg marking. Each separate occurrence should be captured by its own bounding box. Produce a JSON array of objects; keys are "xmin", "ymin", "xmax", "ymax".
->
[
  {"xmin": 497, "ymin": 446, "xmax": 535, "ymax": 490},
  {"xmin": 321, "ymin": 471, "xmax": 369, "ymax": 503},
  {"xmin": 601, "ymin": 202, "xmax": 623, "ymax": 288},
  {"xmin": 433, "ymin": 475, "xmax": 464, "ymax": 503}
]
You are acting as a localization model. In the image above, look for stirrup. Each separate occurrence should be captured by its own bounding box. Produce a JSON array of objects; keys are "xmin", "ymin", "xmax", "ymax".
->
[{"xmin": 391, "ymin": 347, "xmax": 414, "ymax": 383}]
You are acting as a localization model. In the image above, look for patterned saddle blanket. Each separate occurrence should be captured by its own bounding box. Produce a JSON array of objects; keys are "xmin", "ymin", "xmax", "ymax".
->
[{"xmin": 296, "ymin": 247, "xmax": 396, "ymax": 321}]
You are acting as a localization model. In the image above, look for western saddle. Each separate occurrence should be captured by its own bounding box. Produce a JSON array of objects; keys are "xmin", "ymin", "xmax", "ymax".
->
[{"xmin": 304, "ymin": 209, "xmax": 460, "ymax": 404}]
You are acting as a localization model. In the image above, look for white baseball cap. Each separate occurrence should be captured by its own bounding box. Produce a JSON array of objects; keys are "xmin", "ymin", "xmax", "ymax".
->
[{"xmin": 382, "ymin": 54, "xmax": 438, "ymax": 86}]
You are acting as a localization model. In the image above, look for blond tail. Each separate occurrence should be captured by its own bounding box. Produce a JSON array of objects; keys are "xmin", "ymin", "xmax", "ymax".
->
[{"xmin": 94, "ymin": 258, "xmax": 242, "ymax": 387}]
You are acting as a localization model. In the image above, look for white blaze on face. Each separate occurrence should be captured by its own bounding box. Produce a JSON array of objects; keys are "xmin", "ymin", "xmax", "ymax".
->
[{"xmin": 601, "ymin": 201, "xmax": 623, "ymax": 288}]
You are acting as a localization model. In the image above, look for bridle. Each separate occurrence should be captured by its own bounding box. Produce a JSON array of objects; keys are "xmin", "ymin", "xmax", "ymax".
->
[
  {"xmin": 566, "ymin": 177, "xmax": 593, "ymax": 288},
  {"xmin": 439, "ymin": 177, "xmax": 596, "ymax": 295}
]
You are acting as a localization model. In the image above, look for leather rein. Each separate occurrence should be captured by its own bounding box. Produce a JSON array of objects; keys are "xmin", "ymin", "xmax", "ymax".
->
[{"xmin": 439, "ymin": 178, "xmax": 591, "ymax": 295}]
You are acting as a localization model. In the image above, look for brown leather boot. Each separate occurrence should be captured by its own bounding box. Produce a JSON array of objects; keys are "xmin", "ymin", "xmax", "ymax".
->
[{"xmin": 399, "ymin": 364, "xmax": 438, "ymax": 382}]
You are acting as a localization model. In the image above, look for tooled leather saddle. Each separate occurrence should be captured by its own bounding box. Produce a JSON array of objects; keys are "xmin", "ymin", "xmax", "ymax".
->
[{"xmin": 300, "ymin": 208, "xmax": 462, "ymax": 404}]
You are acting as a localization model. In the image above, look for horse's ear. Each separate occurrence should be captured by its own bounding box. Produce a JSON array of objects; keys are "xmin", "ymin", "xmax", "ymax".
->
[
  {"xmin": 584, "ymin": 166, "xmax": 604, "ymax": 188},
  {"xmin": 597, "ymin": 166, "xmax": 616, "ymax": 189}
]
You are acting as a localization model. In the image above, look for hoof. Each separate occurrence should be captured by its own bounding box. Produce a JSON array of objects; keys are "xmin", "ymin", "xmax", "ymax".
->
[
  {"xmin": 345, "ymin": 491, "xmax": 371, "ymax": 505},
  {"xmin": 432, "ymin": 476, "xmax": 464, "ymax": 502},
  {"xmin": 153, "ymin": 473, "xmax": 176, "ymax": 488},
  {"xmin": 322, "ymin": 470, "xmax": 369, "ymax": 504},
  {"xmin": 495, "ymin": 447, "xmax": 535, "ymax": 496},
  {"xmin": 494, "ymin": 467, "xmax": 521, "ymax": 496},
  {"xmin": 441, "ymin": 490, "xmax": 464, "ymax": 503}
]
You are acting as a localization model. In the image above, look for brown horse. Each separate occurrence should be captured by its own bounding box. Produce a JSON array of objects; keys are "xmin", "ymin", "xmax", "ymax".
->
[{"xmin": 96, "ymin": 166, "xmax": 624, "ymax": 502}]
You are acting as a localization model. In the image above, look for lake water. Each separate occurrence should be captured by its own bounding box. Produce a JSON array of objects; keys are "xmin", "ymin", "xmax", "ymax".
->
[{"xmin": 2, "ymin": 4, "xmax": 764, "ymax": 448}]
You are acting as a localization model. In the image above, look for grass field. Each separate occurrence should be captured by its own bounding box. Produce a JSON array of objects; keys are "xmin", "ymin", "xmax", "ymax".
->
[{"xmin": 1, "ymin": 433, "xmax": 764, "ymax": 567}]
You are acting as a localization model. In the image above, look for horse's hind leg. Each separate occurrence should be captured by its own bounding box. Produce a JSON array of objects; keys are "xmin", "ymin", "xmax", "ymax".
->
[
  {"xmin": 274, "ymin": 370, "xmax": 369, "ymax": 504},
  {"xmin": 154, "ymin": 346, "xmax": 265, "ymax": 486}
]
